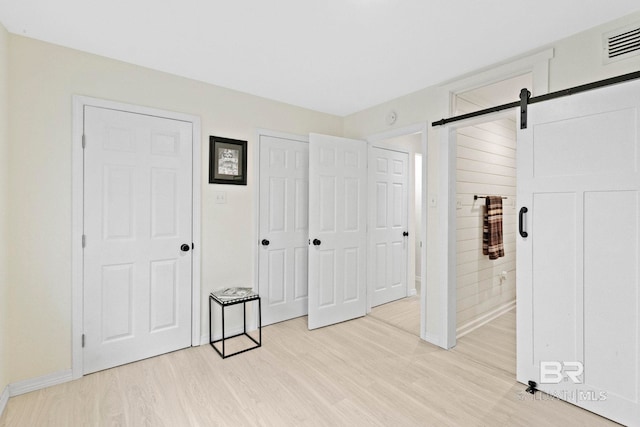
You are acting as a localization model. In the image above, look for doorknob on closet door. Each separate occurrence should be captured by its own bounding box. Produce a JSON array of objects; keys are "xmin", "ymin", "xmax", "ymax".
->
[
  {"xmin": 180, "ymin": 244, "xmax": 191, "ymax": 252},
  {"xmin": 261, "ymin": 239, "xmax": 270, "ymax": 246},
  {"xmin": 403, "ymin": 231, "xmax": 409, "ymax": 237},
  {"xmin": 312, "ymin": 238, "xmax": 322, "ymax": 246}
]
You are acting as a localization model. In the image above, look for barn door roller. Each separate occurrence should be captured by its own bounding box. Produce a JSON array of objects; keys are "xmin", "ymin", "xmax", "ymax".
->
[{"xmin": 519, "ymin": 88, "xmax": 530, "ymax": 129}]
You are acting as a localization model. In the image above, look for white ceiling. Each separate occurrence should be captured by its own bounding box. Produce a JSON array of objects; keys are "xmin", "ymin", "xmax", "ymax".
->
[{"xmin": 1, "ymin": 1, "xmax": 639, "ymax": 116}]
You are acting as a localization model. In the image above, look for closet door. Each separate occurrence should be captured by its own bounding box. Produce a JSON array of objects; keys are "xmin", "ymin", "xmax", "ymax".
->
[
  {"xmin": 83, "ymin": 106, "xmax": 193, "ymax": 374},
  {"xmin": 517, "ymin": 79, "xmax": 640, "ymax": 426},
  {"xmin": 308, "ymin": 133, "xmax": 367, "ymax": 330},
  {"xmin": 258, "ymin": 134, "xmax": 309, "ymax": 325},
  {"xmin": 368, "ymin": 147, "xmax": 409, "ymax": 307}
]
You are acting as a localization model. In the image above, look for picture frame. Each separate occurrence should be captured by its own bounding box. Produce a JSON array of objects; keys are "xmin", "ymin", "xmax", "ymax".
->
[{"xmin": 209, "ymin": 136, "xmax": 247, "ymax": 185}]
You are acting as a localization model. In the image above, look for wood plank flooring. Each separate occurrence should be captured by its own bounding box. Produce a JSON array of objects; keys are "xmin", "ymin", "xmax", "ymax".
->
[
  {"xmin": 369, "ymin": 295, "xmax": 421, "ymax": 336},
  {"xmin": 0, "ymin": 304, "xmax": 619, "ymax": 426}
]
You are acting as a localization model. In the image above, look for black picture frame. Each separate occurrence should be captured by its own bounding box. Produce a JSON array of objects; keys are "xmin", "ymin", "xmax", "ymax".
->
[{"xmin": 209, "ymin": 136, "xmax": 247, "ymax": 185}]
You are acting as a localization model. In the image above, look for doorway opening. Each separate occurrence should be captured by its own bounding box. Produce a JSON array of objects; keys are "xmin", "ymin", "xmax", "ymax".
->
[
  {"xmin": 367, "ymin": 126, "xmax": 426, "ymax": 338},
  {"xmin": 449, "ymin": 74, "xmax": 531, "ymax": 374}
]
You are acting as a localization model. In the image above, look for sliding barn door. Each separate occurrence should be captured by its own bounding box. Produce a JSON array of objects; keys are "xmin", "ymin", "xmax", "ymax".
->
[
  {"xmin": 517, "ymin": 80, "xmax": 640, "ymax": 426},
  {"xmin": 308, "ymin": 134, "xmax": 367, "ymax": 330}
]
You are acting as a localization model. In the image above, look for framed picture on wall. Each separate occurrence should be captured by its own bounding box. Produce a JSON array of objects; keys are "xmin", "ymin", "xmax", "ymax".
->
[{"xmin": 209, "ymin": 136, "xmax": 247, "ymax": 185}]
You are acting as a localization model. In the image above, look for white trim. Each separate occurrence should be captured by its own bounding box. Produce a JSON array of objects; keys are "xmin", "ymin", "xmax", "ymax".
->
[
  {"xmin": 191, "ymin": 117, "xmax": 202, "ymax": 349},
  {"xmin": 0, "ymin": 385, "xmax": 9, "ymax": 418},
  {"xmin": 438, "ymin": 127, "xmax": 457, "ymax": 350},
  {"xmin": 367, "ymin": 123, "xmax": 426, "ymax": 144},
  {"xmin": 71, "ymin": 97, "xmax": 84, "ymax": 380},
  {"xmin": 439, "ymin": 48, "xmax": 553, "ymax": 103},
  {"xmin": 408, "ymin": 288, "xmax": 417, "ymax": 297},
  {"xmin": 365, "ymin": 122, "xmax": 429, "ymax": 344},
  {"xmin": 456, "ymin": 300, "xmax": 516, "ymax": 338},
  {"xmin": 9, "ymin": 370, "xmax": 73, "ymax": 397},
  {"xmin": 71, "ymin": 95, "xmax": 202, "ymax": 379},
  {"xmin": 436, "ymin": 50, "xmax": 553, "ymax": 351}
]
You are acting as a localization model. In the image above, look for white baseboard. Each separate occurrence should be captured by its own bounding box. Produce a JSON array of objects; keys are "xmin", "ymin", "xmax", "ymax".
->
[
  {"xmin": 408, "ymin": 288, "xmax": 417, "ymax": 297},
  {"xmin": 0, "ymin": 384, "xmax": 9, "ymax": 419},
  {"xmin": 456, "ymin": 300, "xmax": 516, "ymax": 339},
  {"xmin": 9, "ymin": 370, "xmax": 73, "ymax": 397}
]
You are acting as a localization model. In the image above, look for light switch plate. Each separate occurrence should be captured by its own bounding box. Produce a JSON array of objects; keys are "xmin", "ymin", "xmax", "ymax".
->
[{"xmin": 214, "ymin": 191, "xmax": 227, "ymax": 204}]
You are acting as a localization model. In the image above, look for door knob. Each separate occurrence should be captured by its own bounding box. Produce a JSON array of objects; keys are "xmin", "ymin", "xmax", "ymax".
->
[
  {"xmin": 403, "ymin": 231, "xmax": 409, "ymax": 237},
  {"xmin": 180, "ymin": 244, "xmax": 190, "ymax": 252},
  {"xmin": 312, "ymin": 238, "xmax": 322, "ymax": 246},
  {"xmin": 261, "ymin": 239, "xmax": 270, "ymax": 246}
]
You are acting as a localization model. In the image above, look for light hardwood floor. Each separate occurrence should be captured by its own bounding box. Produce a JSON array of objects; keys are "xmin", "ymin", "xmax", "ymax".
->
[
  {"xmin": 0, "ymin": 304, "xmax": 618, "ymax": 426},
  {"xmin": 369, "ymin": 295, "xmax": 421, "ymax": 337}
]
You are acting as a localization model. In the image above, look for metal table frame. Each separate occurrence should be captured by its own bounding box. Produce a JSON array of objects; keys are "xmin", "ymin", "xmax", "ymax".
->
[{"xmin": 209, "ymin": 292, "xmax": 261, "ymax": 358}]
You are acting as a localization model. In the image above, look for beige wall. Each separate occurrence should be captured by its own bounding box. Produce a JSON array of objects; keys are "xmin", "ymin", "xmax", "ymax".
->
[
  {"xmin": 343, "ymin": 11, "xmax": 640, "ymax": 340},
  {"xmin": 0, "ymin": 22, "xmax": 9, "ymax": 396},
  {"xmin": 6, "ymin": 35, "xmax": 342, "ymax": 383}
]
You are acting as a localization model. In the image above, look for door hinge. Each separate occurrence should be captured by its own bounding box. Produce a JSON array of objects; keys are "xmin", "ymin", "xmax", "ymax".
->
[
  {"xmin": 82, "ymin": 334, "xmax": 85, "ymax": 348},
  {"xmin": 82, "ymin": 234, "xmax": 86, "ymax": 248},
  {"xmin": 82, "ymin": 134, "xmax": 86, "ymax": 149}
]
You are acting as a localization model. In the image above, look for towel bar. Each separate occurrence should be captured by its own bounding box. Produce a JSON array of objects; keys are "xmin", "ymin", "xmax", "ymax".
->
[{"xmin": 474, "ymin": 195, "xmax": 508, "ymax": 200}]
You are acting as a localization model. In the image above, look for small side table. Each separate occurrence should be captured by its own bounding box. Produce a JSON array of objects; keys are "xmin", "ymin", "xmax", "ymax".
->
[{"xmin": 209, "ymin": 288, "xmax": 261, "ymax": 358}]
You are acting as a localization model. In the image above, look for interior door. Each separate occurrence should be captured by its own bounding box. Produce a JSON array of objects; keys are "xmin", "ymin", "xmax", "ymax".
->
[
  {"xmin": 368, "ymin": 147, "xmax": 409, "ymax": 307},
  {"xmin": 258, "ymin": 134, "xmax": 309, "ymax": 325},
  {"xmin": 308, "ymin": 133, "xmax": 367, "ymax": 330},
  {"xmin": 517, "ymin": 80, "xmax": 640, "ymax": 426},
  {"xmin": 83, "ymin": 106, "xmax": 193, "ymax": 374}
]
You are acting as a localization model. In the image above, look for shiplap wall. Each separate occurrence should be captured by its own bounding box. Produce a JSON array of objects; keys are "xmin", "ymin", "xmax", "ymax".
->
[{"xmin": 455, "ymin": 95, "xmax": 517, "ymax": 333}]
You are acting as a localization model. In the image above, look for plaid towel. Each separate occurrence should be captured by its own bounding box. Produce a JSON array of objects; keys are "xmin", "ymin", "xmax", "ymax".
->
[{"xmin": 483, "ymin": 196, "xmax": 505, "ymax": 260}]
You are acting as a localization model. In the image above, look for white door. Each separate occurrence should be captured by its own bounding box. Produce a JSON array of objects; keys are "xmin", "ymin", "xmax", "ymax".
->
[
  {"xmin": 308, "ymin": 133, "xmax": 368, "ymax": 330},
  {"xmin": 83, "ymin": 106, "xmax": 193, "ymax": 374},
  {"xmin": 368, "ymin": 147, "xmax": 409, "ymax": 307},
  {"xmin": 258, "ymin": 134, "xmax": 309, "ymax": 325},
  {"xmin": 517, "ymin": 80, "xmax": 640, "ymax": 426}
]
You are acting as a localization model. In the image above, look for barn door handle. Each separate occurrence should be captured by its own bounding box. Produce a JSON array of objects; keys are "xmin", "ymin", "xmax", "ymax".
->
[
  {"xmin": 519, "ymin": 207, "xmax": 529, "ymax": 238},
  {"xmin": 261, "ymin": 239, "xmax": 270, "ymax": 246},
  {"xmin": 312, "ymin": 238, "xmax": 322, "ymax": 246}
]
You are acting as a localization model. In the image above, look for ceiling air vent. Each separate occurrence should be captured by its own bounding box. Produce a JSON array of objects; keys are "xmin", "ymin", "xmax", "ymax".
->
[{"xmin": 603, "ymin": 23, "xmax": 640, "ymax": 64}]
